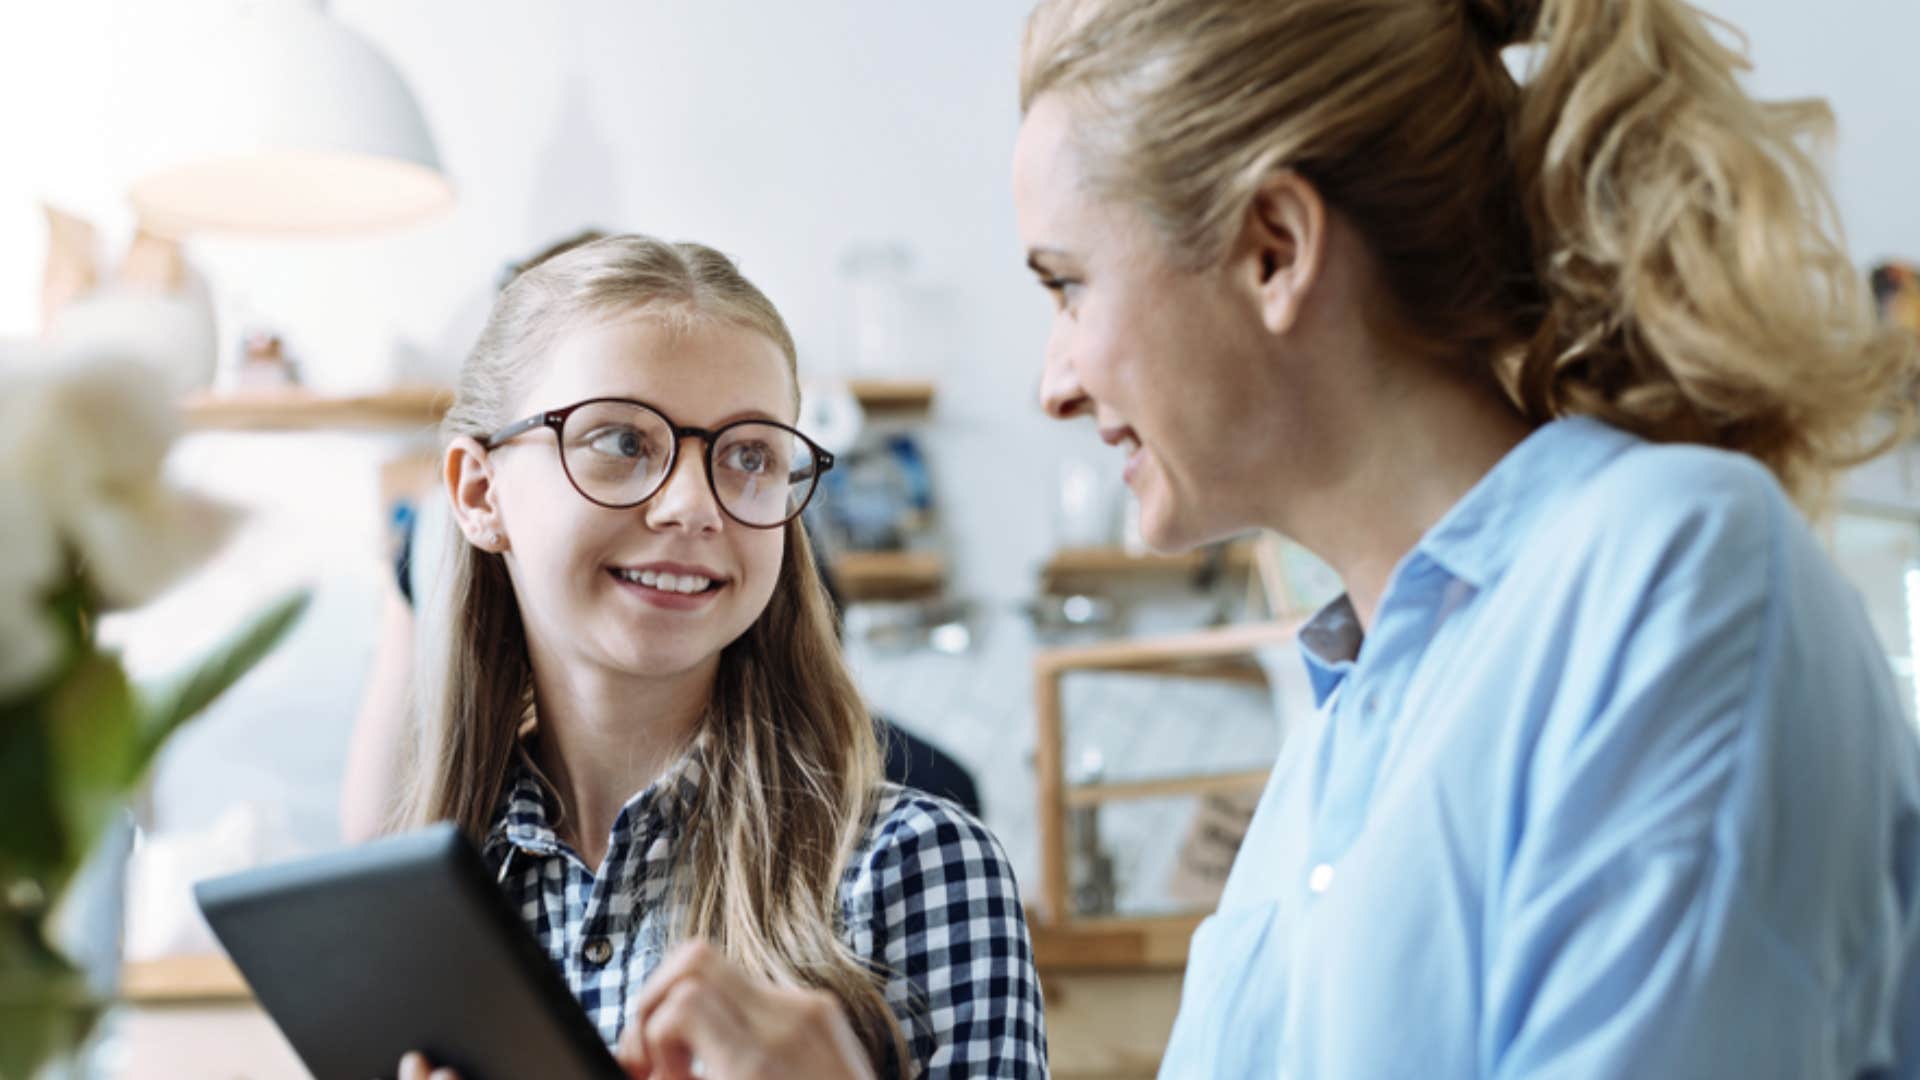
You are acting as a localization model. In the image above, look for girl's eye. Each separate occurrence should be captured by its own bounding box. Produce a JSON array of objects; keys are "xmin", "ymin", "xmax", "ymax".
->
[
  {"xmin": 720, "ymin": 442, "xmax": 772, "ymax": 474},
  {"xmin": 588, "ymin": 426, "xmax": 651, "ymax": 460}
]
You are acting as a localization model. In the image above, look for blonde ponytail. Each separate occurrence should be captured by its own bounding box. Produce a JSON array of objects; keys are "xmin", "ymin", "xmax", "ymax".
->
[
  {"xmin": 1020, "ymin": 0, "xmax": 1919, "ymax": 506},
  {"xmin": 1500, "ymin": 0, "xmax": 1916, "ymax": 503}
]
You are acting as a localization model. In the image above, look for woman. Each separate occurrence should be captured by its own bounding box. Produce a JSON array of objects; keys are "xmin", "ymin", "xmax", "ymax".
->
[{"xmin": 1013, "ymin": 0, "xmax": 1920, "ymax": 1076}]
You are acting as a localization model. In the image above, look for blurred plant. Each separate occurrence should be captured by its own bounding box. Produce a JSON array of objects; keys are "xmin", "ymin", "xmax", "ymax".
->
[{"xmin": 0, "ymin": 354, "xmax": 307, "ymax": 1079}]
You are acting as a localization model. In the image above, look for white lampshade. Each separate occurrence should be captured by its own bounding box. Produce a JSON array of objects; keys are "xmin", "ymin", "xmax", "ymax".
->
[{"xmin": 127, "ymin": 0, "xmax": 452, "ymax": 235}]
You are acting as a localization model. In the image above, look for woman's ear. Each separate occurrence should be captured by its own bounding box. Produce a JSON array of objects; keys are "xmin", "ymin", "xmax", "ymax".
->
[
  {"xmin": 1234, "ymin": 170, "xmax": 1327, "ymax": 337},
  {"xmin": 445, "ymin": 436, "xmax": 508, "ymax": 552}
]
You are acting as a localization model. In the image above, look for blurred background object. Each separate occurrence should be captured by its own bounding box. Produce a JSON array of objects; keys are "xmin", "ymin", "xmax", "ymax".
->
[
  {"xmin": 3, "ymin": 2, "xmax": 1918, "ymax": 1076},
  {"xmin": 123, "ymin": 0, "xmax": 452, "ymax": 237},
  {"xmin": 1873, "ymin": 260, "xmax": 1920, "ymax": 337},
  {"xmin": 40, "ymin": 206, "xmax": 219, "ymax": 395}
]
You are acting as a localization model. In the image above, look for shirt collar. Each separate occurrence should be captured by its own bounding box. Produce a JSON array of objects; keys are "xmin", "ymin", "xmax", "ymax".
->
[
  {"xmin": 1294, "ymin": 415, "xmax": 1638, "ymax": 706},
  {"xmin": 1298, "ymin": 595, "xmax": 1364, "ymax": 706},
  {"xmin": 483, "ymin": 729, "xmax": 709, "ymax": 861},
  {"xmin": 1415, "ymin": 414, "xmax": 1635, "ymax": 591}
]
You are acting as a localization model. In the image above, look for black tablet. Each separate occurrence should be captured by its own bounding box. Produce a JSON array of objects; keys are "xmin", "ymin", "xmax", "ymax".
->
[{"xmin": 195, "ymin": 823, "xmax": 626, "ymax": 1080}]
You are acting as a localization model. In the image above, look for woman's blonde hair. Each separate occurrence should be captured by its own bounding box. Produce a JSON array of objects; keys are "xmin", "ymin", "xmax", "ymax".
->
[
  {"xmin": 396, "ymin": 235, "xmax": 905, "ymax": 1071},
  {"xmin": 1020, "ymin": 0, "xmax": 1918, "ymax": 504}
]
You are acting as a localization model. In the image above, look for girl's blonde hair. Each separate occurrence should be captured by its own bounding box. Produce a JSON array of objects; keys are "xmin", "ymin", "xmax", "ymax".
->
[
  {"xmin": 396, "ymin": 235, "xmax": 905, "ymax": 1070},
  {"xmin": 1020, "ymin": 0, "xmax": 1918, "ymax": 504}
]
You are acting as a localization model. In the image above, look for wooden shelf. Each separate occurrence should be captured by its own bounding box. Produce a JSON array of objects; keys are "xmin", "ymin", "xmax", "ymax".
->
[
  {"xmin": 120, "ymin": 910, "xmax": 1192, "ymax": 1006},
  {"xmin": 124, "ymin": 919, "xmax": 1196, "ymax": 1006},
  {"xmin": 1027, "ymin": 911, "xmax": 1203, "ymax": 972},
  {"xmin": 846, "ymin": 377, "xmax": 934, "ymax": 414},
  {"xmin": 1041, "ymin": 540, "xmax": 1255, "ymax": 594},
  {"xmin": 1065, "ymin": 767, "xmax": 1270, "ymax": 808},
  {"xmin": 1033, "ymin": 619, "xmax": 1301, "ymax": 924},
  {"xmin": 180, "ymin": 385, "xmax": 452, "ymax": 433},
  {"xmin": 123, "ymin": 953, "xmax": 251, "ymax": 1004},
  {"xmin": 1033, "ymin": 618, "xmax": 1302, "ymax": 680},
  {"xmin": 181, "ymin": 382, "xmax": 926, "ymax": 430},
  {"xmin": 830, "ymin": 550, "xmax": 945, "ymax": 601}
]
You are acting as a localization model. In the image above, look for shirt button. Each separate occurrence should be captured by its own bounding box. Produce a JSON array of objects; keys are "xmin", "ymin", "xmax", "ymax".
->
[
  {"xmin": 583, "ymin": 937, "xmax": 613, "ymax": 966},
  {"xmin": 1307, "ymin": 863, "xmax": 1335, "ymax": 894}
]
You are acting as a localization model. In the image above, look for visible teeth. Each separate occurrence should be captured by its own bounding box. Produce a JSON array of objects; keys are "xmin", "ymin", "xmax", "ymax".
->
[{"xmin": 620, "ymin": 569, "xmax": 712, "ymax": 594}]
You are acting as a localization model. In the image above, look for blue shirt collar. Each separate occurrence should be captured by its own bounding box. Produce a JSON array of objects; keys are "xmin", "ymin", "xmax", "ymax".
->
[
  {"xmin": 1296, "ymin": 415, "xmax": 1638, "ymax": 705},
  {"xmin": 1415, "ymin": 414, "xmax": 1635, "ymax": 591}
]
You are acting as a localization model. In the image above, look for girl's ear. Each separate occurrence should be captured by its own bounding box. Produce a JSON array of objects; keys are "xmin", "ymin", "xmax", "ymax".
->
[{"xmin": 446, "ymin": 436, "xmax": 509, "ymax": 552}]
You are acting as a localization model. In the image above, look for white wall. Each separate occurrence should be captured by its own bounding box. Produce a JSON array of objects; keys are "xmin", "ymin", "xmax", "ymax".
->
[
  {"xmin": 2, "ymin": 0, "xmax": 1916, "ymax": 894},
  {"xmin": 1696, "ymin": 0, "xmax": 1920, "ymax": 266}
]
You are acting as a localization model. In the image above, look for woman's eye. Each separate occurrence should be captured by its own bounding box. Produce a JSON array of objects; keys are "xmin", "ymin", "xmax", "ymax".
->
[{"xmin": 1040, "ymin": 277, "xmax": 1081, "ymax": 309}]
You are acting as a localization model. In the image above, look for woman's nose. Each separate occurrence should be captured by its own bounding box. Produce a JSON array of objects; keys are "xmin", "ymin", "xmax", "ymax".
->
[{"xmin": 1039, "ymin": 343, "xmax": 1091, "ymax": 420}]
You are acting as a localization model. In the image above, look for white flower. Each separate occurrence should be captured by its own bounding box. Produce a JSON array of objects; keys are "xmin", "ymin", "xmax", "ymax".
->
[
  {"xmin": 0, "ymin": 352, "xmax": 237, "ymax": 611},
  {"xmin": 65, "ymin": 486, "xmax": 238, "ymax": 610},
  {"xmin": 0, "ymin": 353, "xmax": 179, "ymax": 500},
  {"xmin": 0, "ymin": 594, "xmax": 61, "ymax": 699}
]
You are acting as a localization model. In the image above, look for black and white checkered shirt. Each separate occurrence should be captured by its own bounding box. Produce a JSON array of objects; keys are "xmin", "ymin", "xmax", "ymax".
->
[{"xmin": 481, "ymin": 746, "xmax": 1049, "ymax": 1078}]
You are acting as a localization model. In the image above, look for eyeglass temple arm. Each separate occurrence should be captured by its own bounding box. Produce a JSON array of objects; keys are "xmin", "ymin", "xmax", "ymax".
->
[
  {"xmin": 790, "ymin": 449, "xmax": 835, "ymax": 484},
  {"xmin": 483, "ymin": 414, "xmax": 552, "ymax": 449}
]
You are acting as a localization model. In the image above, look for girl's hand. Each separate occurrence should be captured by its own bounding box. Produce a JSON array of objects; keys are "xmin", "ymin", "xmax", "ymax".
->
[
  {"xmin": 397, "ymin": 1051, "xmax": 459, "ymax": 1080},
  {"xmin": 617, "ymin": 942, "xmax": 877, "ymax": 1080}
]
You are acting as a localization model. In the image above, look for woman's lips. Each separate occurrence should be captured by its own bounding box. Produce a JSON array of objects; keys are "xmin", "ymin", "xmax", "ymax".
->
[{"xmin": 1098, "ymin": 425, "xmax": 1145, "ymax": 486}]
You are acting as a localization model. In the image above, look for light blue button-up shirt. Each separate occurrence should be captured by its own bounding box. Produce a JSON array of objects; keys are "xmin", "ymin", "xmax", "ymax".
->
[{"xmin": 1158, "ymin": 416, "xmax": 1920, "ymax": 1079}]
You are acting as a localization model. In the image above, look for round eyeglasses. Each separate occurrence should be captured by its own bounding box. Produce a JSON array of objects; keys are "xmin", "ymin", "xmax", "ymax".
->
[{"xmin": 483, "ymin": 397, "xmax": 835, "ymax": 529}]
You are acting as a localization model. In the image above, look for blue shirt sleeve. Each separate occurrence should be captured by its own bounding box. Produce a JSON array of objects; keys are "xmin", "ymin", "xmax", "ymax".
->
[{"xmin": 1485, "ymin": 457, "xmax": 1920, "ymax": 1078}]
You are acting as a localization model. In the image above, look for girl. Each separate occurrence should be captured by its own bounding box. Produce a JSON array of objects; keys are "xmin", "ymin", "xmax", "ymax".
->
[
  {"xmin": 1012, "ymin": 0, "xmax": 1920, "ymax": 1075},
  {"xmin": 392, "ymin": 235, "xmax": 1047, "ymax": 1079}
]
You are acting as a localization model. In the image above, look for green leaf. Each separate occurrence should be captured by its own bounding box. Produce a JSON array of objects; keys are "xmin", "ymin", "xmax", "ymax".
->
[
  {"xmin": 0, "ymin": 921, "xmax": 98, "ymax": 1080},
  {"xmin": 0, "ymin": 708, "xmax": 65, "ymax": 882},
  {"xmin": 43, "ymin": 563, "xmax": 94, "ymax": 656},
  {"xmin": 131, "ymin": 590, "xmax": 310, "ymax": 777},
  {"xmin": 40, "ymin": 654, "xmax": 137, "ymax": 901}
]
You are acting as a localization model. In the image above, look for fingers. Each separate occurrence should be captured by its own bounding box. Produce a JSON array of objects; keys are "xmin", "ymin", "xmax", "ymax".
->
[
  {"xmin": 643, "ymin": 977, "xmax": 740, "ymax": 1080},
  {"xmin": 629, "ymin": 941, "xmax": 733, "ymax": 1025},
  {"xmin": 398, "ymin": 1051, "xmax": 460, "ymax": 1080},
  {"xmin": 615, "ymin": 1006, "xmax": 651, "ymax": 1077},
  {"xmin": 619, "ymin": 941, "xmax": 872, "ymax": 1080},
  {"xmin": 626, "ymin": 941, "xmax": 732, "ymax": 1072}
]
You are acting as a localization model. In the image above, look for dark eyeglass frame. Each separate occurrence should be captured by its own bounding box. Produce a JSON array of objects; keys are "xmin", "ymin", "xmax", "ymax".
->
[{"xmin": 483, "ymin": 396, "xmax": 835, "ymax": 529}]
